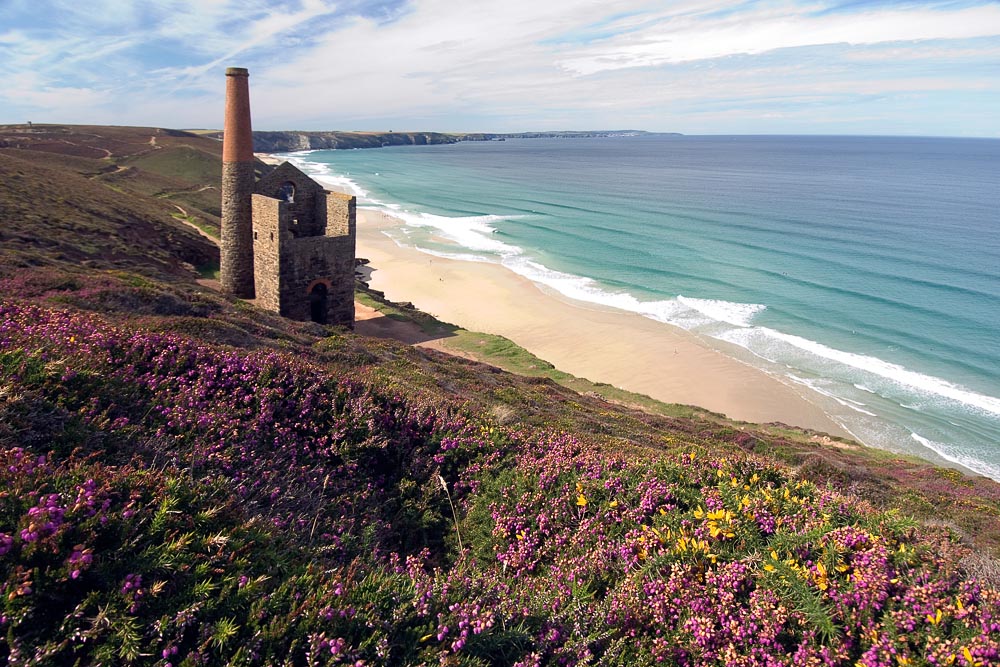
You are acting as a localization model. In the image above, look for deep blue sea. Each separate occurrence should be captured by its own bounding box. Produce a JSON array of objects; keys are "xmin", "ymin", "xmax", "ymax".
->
[{"xmin": 280, "ymin": 135, "xmax": 1000, "ymax": 480}]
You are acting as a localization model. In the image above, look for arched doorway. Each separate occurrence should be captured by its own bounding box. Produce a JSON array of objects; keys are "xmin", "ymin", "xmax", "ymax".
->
[{"xmin": 308, "ymin": 283, "xmax": 328, "ymax": 324}]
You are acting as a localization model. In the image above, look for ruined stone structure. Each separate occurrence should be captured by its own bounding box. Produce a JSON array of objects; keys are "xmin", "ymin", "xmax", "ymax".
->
[
  {"xmin": 251, "ymin": 163, "xmax": 356, "ymax": 325},
  {"xmin": 220, "ymin": 67, "xmax": 356, "ymax": 327}
]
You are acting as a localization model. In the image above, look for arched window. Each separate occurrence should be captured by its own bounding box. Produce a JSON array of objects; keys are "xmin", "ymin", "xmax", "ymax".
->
[
  {"xmin": 309, "ymin": 282, "xmax": 328, "ymax": 324},
  {"xmin": 278, "ymin": 181, "xmax": 296, "ymax": 203}
]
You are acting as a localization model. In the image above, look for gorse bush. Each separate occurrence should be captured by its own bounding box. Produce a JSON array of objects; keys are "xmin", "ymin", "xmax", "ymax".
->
[{"xmin": 1, "ymin": 300, "xmax": 999, "ymax": 666}]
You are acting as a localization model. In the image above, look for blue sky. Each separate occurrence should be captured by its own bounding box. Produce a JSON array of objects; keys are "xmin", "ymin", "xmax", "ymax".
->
[{"xmin": 1, "ymin": 0, "xmax": 999, "ymax": 135}]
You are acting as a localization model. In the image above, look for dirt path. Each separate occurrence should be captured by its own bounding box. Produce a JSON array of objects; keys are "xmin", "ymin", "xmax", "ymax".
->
[
  {"xmin": 172, "ymin": 205, "xmax": 219, "ymax": 245},
  {"xmin": 58, "ymin": 138, "xmax": 112, "ymax": 158}
]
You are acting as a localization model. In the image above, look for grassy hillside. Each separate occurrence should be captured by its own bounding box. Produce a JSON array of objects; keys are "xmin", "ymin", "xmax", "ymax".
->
[
  {"xmin": 0, "ymin": 124, "xmax": 271, "ymax": 243},
  {"xmin": 1, "ymin": 128, "xmax": 999, "ymax": 666},
  {"xmin": 0, "ymin": 152, "xmax": 215, "ymax": 277}
]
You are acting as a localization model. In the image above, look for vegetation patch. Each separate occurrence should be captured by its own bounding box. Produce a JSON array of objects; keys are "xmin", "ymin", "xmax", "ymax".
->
[{"xmin": 1, "ymin": 300, "xmax": 998, "ymax": 665}]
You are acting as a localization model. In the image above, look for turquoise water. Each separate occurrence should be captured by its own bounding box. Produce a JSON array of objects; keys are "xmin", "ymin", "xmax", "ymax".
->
[{"xmin": 279, "ymin": 135, "xmax": 1000, "ymax": 480}]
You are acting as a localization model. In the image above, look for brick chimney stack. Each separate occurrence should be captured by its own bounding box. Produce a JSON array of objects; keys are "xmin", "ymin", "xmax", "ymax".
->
[{"xmin": 220, "ymin": 67, "xmax": 255, "ymax": 297}]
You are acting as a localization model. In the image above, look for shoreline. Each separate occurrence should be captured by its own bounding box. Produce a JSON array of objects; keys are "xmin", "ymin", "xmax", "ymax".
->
[
  {"xmin": 354, "ymin": 207, "xmax": 852, "ymax": 438},
  {"xmin": 259, "ymin": 149, "xmax": 988, "ymax": 478}
]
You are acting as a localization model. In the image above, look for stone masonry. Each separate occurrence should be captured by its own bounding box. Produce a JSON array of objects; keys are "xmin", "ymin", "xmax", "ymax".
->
[{"xmin": 251, "ymin": 162, "xmax": 356, "ymax": 326}]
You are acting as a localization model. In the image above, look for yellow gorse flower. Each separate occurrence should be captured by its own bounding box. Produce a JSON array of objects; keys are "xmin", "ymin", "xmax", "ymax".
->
[
  {"xmin": 814, "ymin": 561, "xmax": 829, "ymax": 591},
  {"xmin": 705, "ymin": 509, "xmax": 736, "ymax": 539},
  {"xmin": 962, "ymin": 647, "xmax": 983, "ymax": 666}
]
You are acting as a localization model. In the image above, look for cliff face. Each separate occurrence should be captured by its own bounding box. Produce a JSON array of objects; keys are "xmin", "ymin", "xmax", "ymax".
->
[
  {"xmin": 242, "ymin": 131, "xmax": 461, "ymax": 153},
  {"xmin": 209, "ymin": 130, "xmax": 665, "ymax": 153}
]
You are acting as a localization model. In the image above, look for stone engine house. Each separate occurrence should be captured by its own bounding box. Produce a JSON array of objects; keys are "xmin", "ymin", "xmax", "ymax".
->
[
  {"xmin": 220, "ymin": 66, "xmax": 356, "ymax": 327},
  {"xmin": 251, "ymin": 163, "xmax": 356, "ymax": 325}
]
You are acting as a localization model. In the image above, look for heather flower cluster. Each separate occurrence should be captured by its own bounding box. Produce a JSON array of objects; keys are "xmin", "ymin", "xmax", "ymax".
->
[{"xmin": 1, "ymin": 299, "xmax": 998, "ymax": 665}]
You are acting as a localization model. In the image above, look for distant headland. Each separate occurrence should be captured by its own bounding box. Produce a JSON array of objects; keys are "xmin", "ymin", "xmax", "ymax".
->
[{"xmin": 195, "ymin": 129, "xmax": 679, "ymax": 153}]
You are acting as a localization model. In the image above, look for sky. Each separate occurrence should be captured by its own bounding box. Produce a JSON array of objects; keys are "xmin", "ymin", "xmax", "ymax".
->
[{"xmin": 1, "ymin": 0, "xmax": 999, "ymax": 136}]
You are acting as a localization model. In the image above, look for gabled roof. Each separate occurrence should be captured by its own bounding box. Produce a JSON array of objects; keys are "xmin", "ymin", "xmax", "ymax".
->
[{"xmin": 254, "ymin": 161, "xmax": 325, "ymax": 198}]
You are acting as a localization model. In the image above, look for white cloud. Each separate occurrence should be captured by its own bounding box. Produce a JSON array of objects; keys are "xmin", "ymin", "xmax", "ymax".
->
[
  {"xmin": 557, "ymin": 3, "xmax": 1000, "ymax": 74},
  {"xmin": 163, "ymin": 0, "xmax": 341, "ymax": 78},
  {"xmin": 1, "ymin": 0, "xmax": 999, "ymax": 134}
]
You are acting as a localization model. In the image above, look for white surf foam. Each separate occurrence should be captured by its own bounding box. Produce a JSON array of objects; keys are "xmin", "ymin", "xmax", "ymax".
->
[
  {"xmin": 495, "ymin": 256, "xmax": 748, "ymax": 333},
  {"xmin": 911, "ymin": 433, "xmax": 1000, "ymax": 480},
  {"xmin": 754, "ymin": 328, "xmax": 1000, "ymax": 417},
  {"xmin": 677, "ymin": 296, "xmax": 766, "ymax": 327},
  {"xmin": 389, "ymin": 210, "xmax": 524, "ymax": 256},
  {"xmin": 376, "ymin": 196, "xmax": 1000, "ymax": 426},
  {"xmin": 788, "ymin": 375, "xmax": 879, "ymax": 416},
  {"xmin": 417, "ymin": 248, "xmax": 496, "ymax": 264}
]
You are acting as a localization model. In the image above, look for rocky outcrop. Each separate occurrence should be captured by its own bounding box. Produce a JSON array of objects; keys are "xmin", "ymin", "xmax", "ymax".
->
[{"xmin": 236, "ymin": 131, "xmax": 462, "ymax": 153}]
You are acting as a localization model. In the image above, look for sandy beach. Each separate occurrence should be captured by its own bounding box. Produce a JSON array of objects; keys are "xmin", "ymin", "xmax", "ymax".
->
[{"xmin": 354, "ymin": 208, "xmax": 850, "ymax": 437}]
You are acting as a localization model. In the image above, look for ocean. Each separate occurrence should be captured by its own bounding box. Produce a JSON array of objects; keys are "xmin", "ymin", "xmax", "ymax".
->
[{"xmin": 278, "ymin": 135, "xmax": 1000, "ymax": 481}]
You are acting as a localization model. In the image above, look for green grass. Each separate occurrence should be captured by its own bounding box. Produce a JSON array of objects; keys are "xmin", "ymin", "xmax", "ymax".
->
[
  {"xmin": 197, "ymin": 262, "xmax": 220, "ymax": 280},
  {"xmin": 123, "ymin": 146, "xmax": 221, "ymax": 184}
]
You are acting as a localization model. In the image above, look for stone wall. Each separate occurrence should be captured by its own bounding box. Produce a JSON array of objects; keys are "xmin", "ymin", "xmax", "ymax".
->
[
  {"xmin": 250, "ymin": 186, "xmax": 356, "ymax": 328},
  {"xmin": 220, "ymin": 68, "xmax": 356, "ymax": 327},
  {"xmin": 280, "ymin": 234, "xmax": 356, "ymax": 325},
  {"xmin": 251, "ymin": 195, "xmax": 282, "ymax": 313},
  {"xmin": 322, "ymin": 191, "xmax": 356, "ymax": 238}
]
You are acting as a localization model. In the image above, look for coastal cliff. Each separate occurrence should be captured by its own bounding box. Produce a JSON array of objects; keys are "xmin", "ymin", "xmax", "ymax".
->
[
  {"xmin": 200, "ymin": 129, "xmax": 665, "ymax": 153},
  {"xmin": 215, "ymin": 130, "xmax": 462, "ymax": 152}
]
